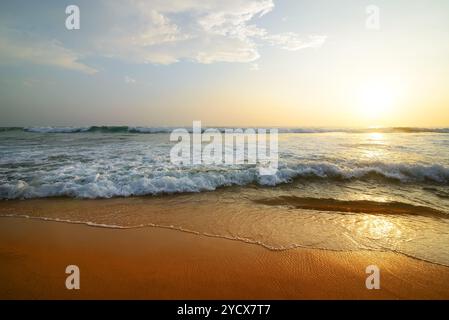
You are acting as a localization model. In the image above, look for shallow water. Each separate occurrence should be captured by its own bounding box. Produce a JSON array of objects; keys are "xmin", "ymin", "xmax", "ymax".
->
[{"xmin": 0, "ymin": 128, "xmax": 448, "ymax": 265}]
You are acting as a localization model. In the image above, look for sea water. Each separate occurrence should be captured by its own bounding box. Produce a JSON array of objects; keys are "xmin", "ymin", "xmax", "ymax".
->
[{"xmin": 1, "ymin": 126, "xmax": 448, "ymax": 265}]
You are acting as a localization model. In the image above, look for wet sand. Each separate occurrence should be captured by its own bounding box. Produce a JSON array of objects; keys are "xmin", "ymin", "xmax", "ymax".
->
[{"xmin": 1, "ymin": 217, "xmax": 449, "ymax": 299}]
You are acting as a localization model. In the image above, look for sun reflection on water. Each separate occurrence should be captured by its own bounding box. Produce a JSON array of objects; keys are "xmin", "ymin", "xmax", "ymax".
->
[
  {"xmin": 360, "ymin": 132, "xmax": 387, "ymax": 160},
  {"xmin": 357, "ymin": 215, "xmax": 402, "ymax": 240},
  {"xmin": 368, "ymin": 132, "xmax": 384, "ymax": 141}
]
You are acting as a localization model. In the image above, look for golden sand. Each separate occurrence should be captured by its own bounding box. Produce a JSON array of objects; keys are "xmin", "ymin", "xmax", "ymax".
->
[{"xmin": 1, "ymin": 216, "xmax": 449, "ymax": 299}]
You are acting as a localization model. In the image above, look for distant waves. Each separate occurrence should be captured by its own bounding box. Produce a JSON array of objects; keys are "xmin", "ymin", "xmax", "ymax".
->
[{"xmin": 1, "ymin": 126, "xmax": 449, "ymax": 134}]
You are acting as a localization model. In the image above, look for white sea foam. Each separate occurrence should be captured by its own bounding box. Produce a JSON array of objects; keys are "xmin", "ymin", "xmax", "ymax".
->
[
  {"xmin": 0, "ymin": 162, "xmax": 448, "ymax": 199},
  {"xmin": 24, "ymin": 126, "xmax": 91, "ymax": 133},
  {"xmin": 128, "ymin": 126, "xmax": 177, "ymax": 133}
]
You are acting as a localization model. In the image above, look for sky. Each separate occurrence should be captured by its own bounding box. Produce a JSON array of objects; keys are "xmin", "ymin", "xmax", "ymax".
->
[{"xmin": 0, "ymin": 0, "xmax": 448, "ymax": 128}]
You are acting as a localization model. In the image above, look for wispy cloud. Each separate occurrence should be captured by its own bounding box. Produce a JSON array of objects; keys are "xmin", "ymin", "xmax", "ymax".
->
[
  {"xmin": 0, "ymin": 0, "xmax": 326, "ymax": 71},
  {"xmin": 124, "ymin": 75, "xmax": 136, "ymax": 84},
  {"xmin": 98, "ymin": 0, "xmax": 326, "ymax": 65},
  {"xmin": 250, "ymin": 63, "xmax": 259, "ymax": 71},
  {"xmin": 263, "ymin": 34, "xmax": 327, "ymax": 51},
  {"xmin": 0, "ymin": 28, "xmax": 97, "ymax": 74},
  {"xmin": 22, "ymin": 78, "xmax": 56, "ymax": 87}
]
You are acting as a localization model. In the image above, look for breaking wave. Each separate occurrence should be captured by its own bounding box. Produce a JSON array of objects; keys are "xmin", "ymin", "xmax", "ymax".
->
[{"xmin": 1, "ymin": 162, "xmax": 448, "ymax": 199}]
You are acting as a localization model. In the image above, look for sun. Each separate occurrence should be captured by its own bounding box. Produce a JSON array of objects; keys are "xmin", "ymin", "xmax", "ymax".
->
[{"xmin": 357, "ymin": 82, "xmax": 397, "ymax": 120}]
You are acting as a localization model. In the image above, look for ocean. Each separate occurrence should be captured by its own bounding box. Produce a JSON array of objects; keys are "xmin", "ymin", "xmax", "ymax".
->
[{"xmin": 1, "ymin": 126, "xmax": 448, "ymax": 266}]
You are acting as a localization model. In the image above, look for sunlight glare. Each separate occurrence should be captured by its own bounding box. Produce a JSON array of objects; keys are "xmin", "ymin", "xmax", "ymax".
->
[{"xmin": 357, "ymin": 82, "xmax": 397, "ymax": 120}]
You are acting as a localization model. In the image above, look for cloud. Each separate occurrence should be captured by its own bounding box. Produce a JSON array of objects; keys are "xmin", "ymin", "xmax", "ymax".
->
[
  {"xmin": 124, "ymin": 76, "xmax": 136, "ymax": 84},
  {"xmin": 263, "ymin": 34, "xmax": 327, "ymax": 51},
  {"xmin": 98, "ymin": 0, "xmax": 326, "ymax": 65},
  {"xmin": 0, "ymin": 28, "xmax": 97, "ymax": 74},
  {"xmin": 0, "ymin": 1, "xmax": 326, "ymax": 71},
  {"xmin": 22, "ymin": 78, "xmax": 56, "ymax": 87},
  {"xmin": 250, "ymin": 63, "xmax": 259, "ymax": 71}
]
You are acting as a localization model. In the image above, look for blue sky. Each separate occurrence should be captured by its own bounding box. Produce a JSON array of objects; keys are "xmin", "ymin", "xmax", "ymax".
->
[{"xmin": 1, "ymin": 0, "xmax": 449, "ymax": 127}]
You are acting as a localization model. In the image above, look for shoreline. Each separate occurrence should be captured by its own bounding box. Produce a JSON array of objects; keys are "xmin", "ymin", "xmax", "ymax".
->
[
  {"xmin": 1, "ymin": 217, "xmax": 449, "ymax": 299},
  {"xmin": 2, "ymin": 214, "xmax": 449, "ymax": 268}
]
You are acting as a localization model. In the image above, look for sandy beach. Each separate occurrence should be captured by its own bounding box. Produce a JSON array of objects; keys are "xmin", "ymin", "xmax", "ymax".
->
[
  {"xmin": 2, "ymin": 0, "xmax": 449, "ymax": 304},
  {"xmin": 1, "ymin": 216, "xmax": 449, "ymax": 300}
]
